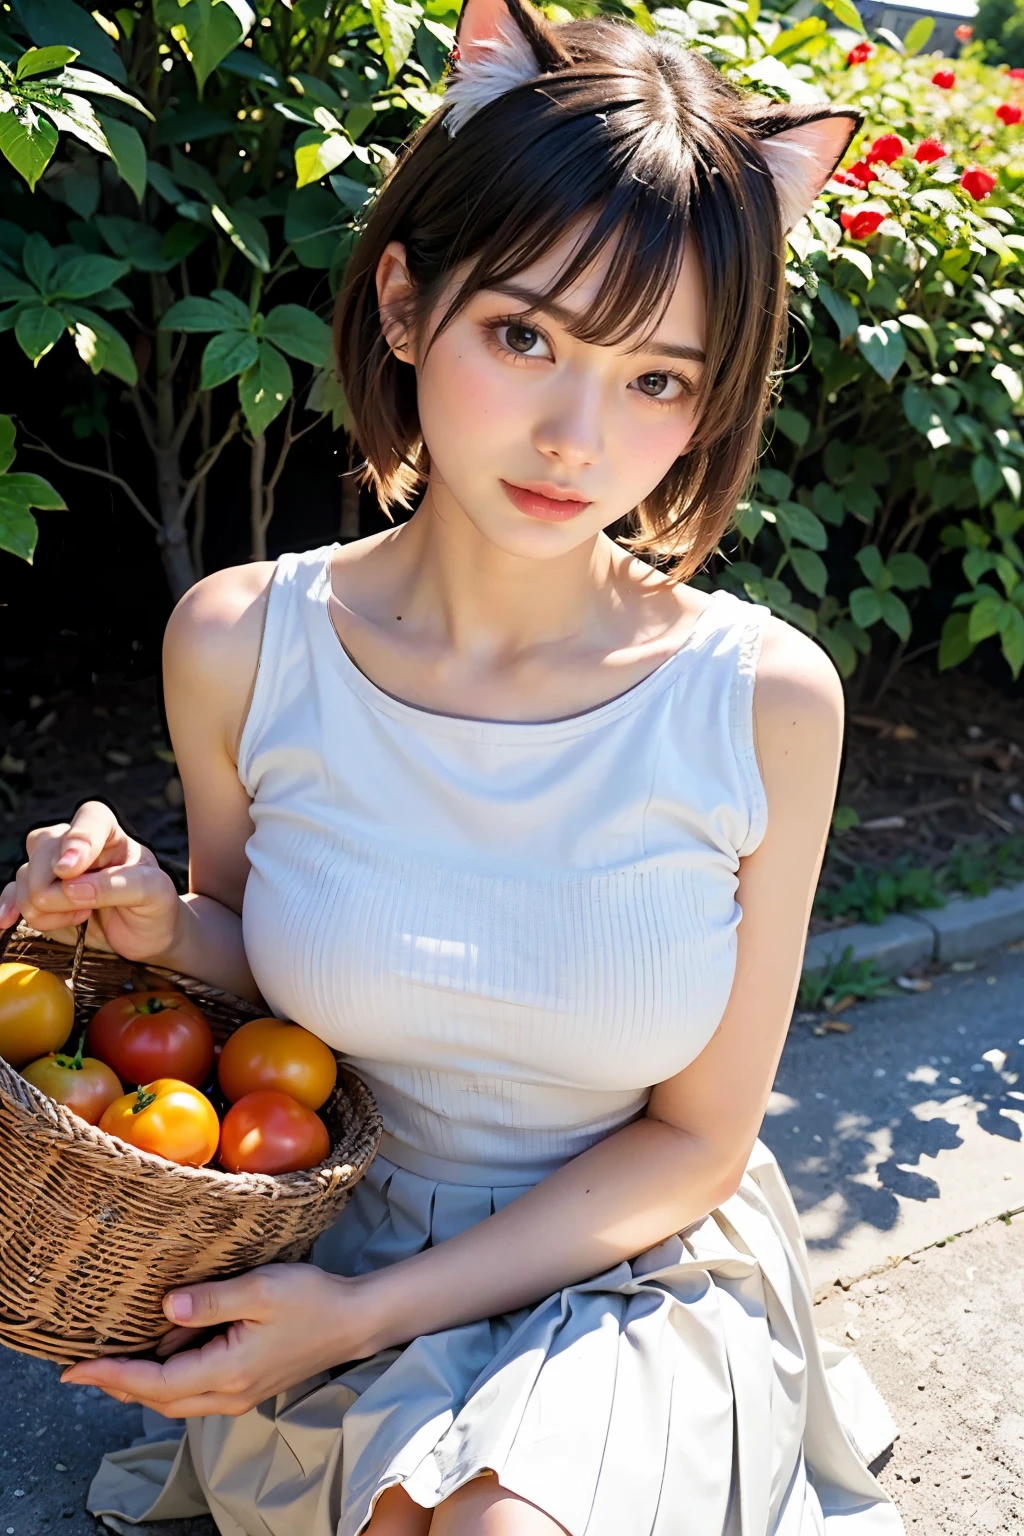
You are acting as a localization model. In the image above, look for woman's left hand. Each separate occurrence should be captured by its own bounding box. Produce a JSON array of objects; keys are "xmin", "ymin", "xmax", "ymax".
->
[{"xmin": 59, "ymin": 1264, "xmax": 382, "ymax": 1418}]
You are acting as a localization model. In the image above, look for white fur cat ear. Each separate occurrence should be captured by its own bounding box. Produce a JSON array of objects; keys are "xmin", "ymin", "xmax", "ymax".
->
[
  {"xmin": 756, "ymin": 110, "xmax": 863, "ymax": 233},
  {"xmin": 443, "ymin": 0, "xmax": 566, "ymax": 137}
]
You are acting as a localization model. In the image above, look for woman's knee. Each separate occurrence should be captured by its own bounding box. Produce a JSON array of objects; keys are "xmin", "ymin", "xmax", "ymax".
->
[
  {"xmin": 363, "ymin": 1481, "xmax": 433, "ymax": 1535},
  {"xmin": 428, "ymin": 1471, "xmax": 569, "ymax": 1533}
]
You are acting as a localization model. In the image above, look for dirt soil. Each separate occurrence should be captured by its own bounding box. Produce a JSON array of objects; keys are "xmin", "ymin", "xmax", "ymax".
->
[{"xmin": 1, "ymin": 642, "xmax": 1022, "ymax": 922}]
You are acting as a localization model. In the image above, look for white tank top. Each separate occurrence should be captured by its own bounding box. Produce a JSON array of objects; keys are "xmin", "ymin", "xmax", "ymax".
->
[{"xmin": 238, "ymin": 544, "xmax": 771, "ymax": 1186}]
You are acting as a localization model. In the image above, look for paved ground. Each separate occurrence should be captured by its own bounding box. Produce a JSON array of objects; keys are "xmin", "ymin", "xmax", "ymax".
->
[{"xmin": 2, "ymin": 944, "xmax": 1022, "ymax": 1535}]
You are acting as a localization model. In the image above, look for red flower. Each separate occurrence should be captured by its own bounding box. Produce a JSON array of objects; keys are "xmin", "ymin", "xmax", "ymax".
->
[
  {"xmin": 914, "ymin": 137, "xmax": 948, "ymax": 163},
  {"xmin": 867, "ymin": 133, "xmax": 906, "ymax": 164},
  {"xmin": 955, "ymin": 23, "xmax": 973, "ymax": 41},
  {"xmin": 960, "ymin": 165, "xmax": 997, "ymax": 200},
  {"xmin": 846, "ymin": 41, "xmax": 874, "ymax": 66},
  {"xmin": 1008, "ymin": 67, "xmax": 1024, "ymax": 79},
  {"xmin": 996, "ymin": 102, "xmax": 1023, "ymax": 125},
  {"xmin": 838, "ymin": 159, "xmax": 876, "ymax": 188},
  {"xmin": 932, "ymin": 68, "xmax": 956, "ymax": 89},
  {"xmin": 840, "ymin": 208, "xmax": 886, "ymax": 239}
]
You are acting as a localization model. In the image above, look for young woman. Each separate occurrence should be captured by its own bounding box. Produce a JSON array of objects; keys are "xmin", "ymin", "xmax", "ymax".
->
[{"xmin": 1, "ymin": 1, "xmax": 906, "ymax": 1531}]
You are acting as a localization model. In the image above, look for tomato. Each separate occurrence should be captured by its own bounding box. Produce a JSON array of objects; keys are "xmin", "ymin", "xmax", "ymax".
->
[
  {"xmin": 0, "ymin": 962, "xmax": 75, "ymax": 1069},
  {"xmin": 22, "ymin": 1035, "xmax": 122, "ymax": 1125},
  {"xmin": 99, "ymin": 1078, "xmax": 221, "ymax": 1167},
  {"xmin": 218, "ymin": 1017, "xmax": 337, "ymax": 1111},
  {"xmin": 87, "ymin": 990, "xmax": 214, "ymax": 1088},
  {"xmin": 218, "ymin": 1090, "xmax": 330, "ymax": 1175}
]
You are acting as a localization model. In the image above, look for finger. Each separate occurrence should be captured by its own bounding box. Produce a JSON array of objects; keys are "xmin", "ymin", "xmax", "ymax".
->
[
  {"xmin": 64, "ymin": 1330, "xmax": 240, "ymax": 1403},
  {"xmin": 164, "ymin": 1272, "xmax": 271, "ymax": 1330},
  {"xmin": 155, "ymin": 1324, "xmax": 218, "ymax": 1358},
  {"xmin": 134, "ymin": 1392, "xmax": 251, "ymax": 1419},
  {"xmin": 61, "ymin": 861, "xmax": 170, "ymax": 913},
  {"xmin": 52, "ymin": 802, "xmax": 124, "ymax": 878},
  {"xmin": 14, "ymin": 857, "xmax": 98, "ymax": 929},
  {"xmin": 0, "ymin": 880, "xmax": 18, "ymax": 928}
]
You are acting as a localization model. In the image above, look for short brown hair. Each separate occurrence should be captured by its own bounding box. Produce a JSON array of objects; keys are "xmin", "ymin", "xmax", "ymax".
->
[{"xmin": 333, "ymin": 10, "xmax": 845, "ymax": 578}]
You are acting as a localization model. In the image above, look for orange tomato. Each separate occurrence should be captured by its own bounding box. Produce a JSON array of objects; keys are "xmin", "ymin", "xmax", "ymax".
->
[
  {"xmin": 0, "ymin": 962, "xmax": 74, "ymax": 1068},
  {"xmin": 217, "ymin": 1017, "xmax": 337, "ymax": 1111},
  {"xmin": 22, "ymin": 1037, "xmax": 122, "ymax": 1125},
  {"xmin": 218, "ymin": 1089, "xmax": 330, "ymax": 1175},
  {"xmin": 99, "ymin": 1078, "xmax": 220, "ymax": 1167}
]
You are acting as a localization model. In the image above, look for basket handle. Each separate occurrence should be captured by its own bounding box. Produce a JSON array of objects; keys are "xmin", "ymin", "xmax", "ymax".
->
[{"xmin": 0, "ymin": 917, "xmax": 90, "ymax": 996}]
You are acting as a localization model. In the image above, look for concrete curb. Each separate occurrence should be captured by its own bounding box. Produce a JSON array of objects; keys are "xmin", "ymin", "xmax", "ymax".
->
[{"xmin": 803, "ymin": 877, "xmax": 1024, "ymax": 978}]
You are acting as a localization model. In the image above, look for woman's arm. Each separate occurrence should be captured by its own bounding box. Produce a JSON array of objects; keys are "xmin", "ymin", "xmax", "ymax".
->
[
  {"xmin": 62, "ymin": 616, "xmax": 843, "ymax": 1417},
  {"xmin": 144, "ymin": 561, "xmax": 275, "ymax": 1001}
]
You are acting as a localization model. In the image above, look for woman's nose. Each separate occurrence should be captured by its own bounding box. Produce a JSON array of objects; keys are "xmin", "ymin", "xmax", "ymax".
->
[{"xmin": 532, "ymin": 376, "xmax": 604, "ymax": 469}]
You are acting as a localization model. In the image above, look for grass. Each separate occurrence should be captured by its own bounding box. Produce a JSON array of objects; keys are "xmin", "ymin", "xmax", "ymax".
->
[
  {"xmin": 796, "ymin": 945, "xmax": 897, "ymax": 1011},
  {"xmin": 814, "ymin": 834, "xmax": 1024, "ymax": 927}
]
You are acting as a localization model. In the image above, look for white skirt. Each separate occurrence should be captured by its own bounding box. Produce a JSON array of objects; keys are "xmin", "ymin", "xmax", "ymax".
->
[{"xmin": 87, "ymin": 1137, "xmax": 906, "ymax": 1535}]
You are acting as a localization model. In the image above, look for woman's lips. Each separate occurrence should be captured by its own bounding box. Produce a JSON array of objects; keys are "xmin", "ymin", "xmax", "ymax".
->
[{"xmin": 500, "ymin": 479, "xmax": 592, "ymax": 522}]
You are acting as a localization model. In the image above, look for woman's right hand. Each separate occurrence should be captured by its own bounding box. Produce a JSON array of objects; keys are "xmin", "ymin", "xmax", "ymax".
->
[{"xmin": 0, "ymin": 800, "xmax": 182, "ymax": 964}]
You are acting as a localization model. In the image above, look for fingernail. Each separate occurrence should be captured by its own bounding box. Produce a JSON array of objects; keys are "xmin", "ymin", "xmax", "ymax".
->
[
  {"xmin": 167, "ymin": 1292, "xmax": 192, "ymax": 1322},
  {"xmin": 64, "ymin": 880, "xmax": 95, "ymax": 901},
  {"xmin": 55, "ymin": 846, "xmax": 86, "ymax": 871}
]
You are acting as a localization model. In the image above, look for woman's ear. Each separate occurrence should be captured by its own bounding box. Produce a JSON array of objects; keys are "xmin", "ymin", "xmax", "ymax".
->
[
  {"xmin": 753, "ymin": 107, "xmax": 864, "ymax": 234},
  {"xmin": 375, "ymin": 240, "xmax": 416, "ymax": 365}
]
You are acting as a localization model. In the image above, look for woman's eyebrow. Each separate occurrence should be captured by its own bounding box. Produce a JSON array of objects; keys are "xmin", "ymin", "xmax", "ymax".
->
[{"xmin": 486, "ymin": 283, "xmax": 706, "ymax": 363}]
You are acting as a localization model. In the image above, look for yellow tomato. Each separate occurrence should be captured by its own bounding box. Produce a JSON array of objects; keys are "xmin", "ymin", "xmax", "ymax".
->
[{"xmin": 0, "ymin": 962, "xmax": 74, "ymax": 1068}]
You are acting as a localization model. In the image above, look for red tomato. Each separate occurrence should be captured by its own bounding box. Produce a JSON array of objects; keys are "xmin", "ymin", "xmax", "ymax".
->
[
  {"xmin": 87, "ymin": 990, "xmax": 214, "ymax": 1088},
  {"xmin": 22, "ymin": 1035, "xmax": 122, "ymax": 1125},
  {"xmin": 218, "ymin": 1090, "xmax": 330, "ymax": 1175},
  {"xmin": 99, "ymin": 1078, "xmax": 220, "ymax": 1167},
  {"xmin": 218, "ymin": 1017, "xmax": 337, "ymax": 1111}
]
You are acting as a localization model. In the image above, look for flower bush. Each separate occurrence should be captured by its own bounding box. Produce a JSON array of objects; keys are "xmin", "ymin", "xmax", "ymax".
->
[{"xmin": 0, "ymin": 0, "xmax": 1022, "ymax": 693}]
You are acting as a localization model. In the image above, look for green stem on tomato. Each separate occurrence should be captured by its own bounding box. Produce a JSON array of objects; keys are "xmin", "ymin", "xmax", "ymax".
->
[{"xmin": 131, "ymin": 1085, "xmax": 157, "ymax": 1115}]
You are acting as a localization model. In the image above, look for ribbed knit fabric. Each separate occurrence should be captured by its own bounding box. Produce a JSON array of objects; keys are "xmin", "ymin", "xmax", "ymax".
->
[{"xmin": 238, "ymin": 543, "xmax": 771, "ymax": 1185}]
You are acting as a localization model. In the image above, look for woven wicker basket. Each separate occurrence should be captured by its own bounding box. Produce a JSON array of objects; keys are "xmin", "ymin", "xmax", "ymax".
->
[{"xmin": 0, "ymin": 921, "xmax": 382, "ymax": 1366}]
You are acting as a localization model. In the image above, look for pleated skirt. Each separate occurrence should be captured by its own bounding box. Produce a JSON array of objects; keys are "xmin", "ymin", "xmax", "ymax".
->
[{"xmin": 87, "ymin": 1136, "xmax": 906, "ymax": 1536}]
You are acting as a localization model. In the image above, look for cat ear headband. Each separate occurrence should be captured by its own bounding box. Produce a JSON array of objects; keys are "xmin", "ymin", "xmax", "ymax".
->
[{"xmin": 441, "ymin": 0, "xmax": 864, "ymax": 235}]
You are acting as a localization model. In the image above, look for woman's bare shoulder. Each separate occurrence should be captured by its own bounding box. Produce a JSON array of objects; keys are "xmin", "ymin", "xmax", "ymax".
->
[
  {"xmin": 162, "ymin": 562, "xmax": 278, "ymax": 754},
  {"xmin": 750, "ymin": 612, "xmax": 845, "ymax": 791}
]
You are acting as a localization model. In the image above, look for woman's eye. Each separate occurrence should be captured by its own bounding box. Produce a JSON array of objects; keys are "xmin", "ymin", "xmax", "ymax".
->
[
  {"xmin": 634, "ymin": 371, "xmax": 687, "ymax": 401},
  {"xmin": 495, "ymin": 320, "xmax": 549, "ymax": 358}
]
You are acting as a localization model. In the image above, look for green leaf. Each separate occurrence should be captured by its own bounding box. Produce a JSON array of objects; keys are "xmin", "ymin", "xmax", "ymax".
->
[
  {"xmin": 210, "ymin": 202, "xmax": 270, "ymax": 272},
  {"xmin": 972, "ymin": 455, "xmax": 1003, "ymax": 509},
  {"xmin": 200, "ymin": 330, "xmax": 259, "ymax": 390},
  {"xmin": 789, "ymin": 547, "xmax": 828, "ymax": 597},
  {"xmin": 902, "ymin": 14, "xmax": 934, "ymax": 53},
  {"xmin": 306, "ymin": 365, "xmax": 353, "ymax": 432},
  {"xmin": 154, "ymin": 0, "xmax": 255, "ymax": 97},
  {"xmin": 999, "ymin": 605, "xmax": 1024, "ymax": 678},
  {"xmin": 0, "ymin": 108, "xmax": 59, "ymax": 191},
  {"xmin": 238, "ymin": 342, "xmax": 292, "ymax": 437},
  {"xmin": 0, "ymin": 268, "xmax": 34, "ymax": 303},
  {"xmin": 285, "ymin": 185, "xmax": 348, "ymax": 269},
  {"xmin": 879, "ymin": 590, "xmax": 911, "ymax": 642},
  {"xmin": 856, "ymin": 320, "xmax": 907, "ymax": 385},
  {"xmin": 160, "ymin": 295, "xmax": 243, "ymax": 332},
  {"xmin": 813, "ymin": 0, "xmax": 865, "ymax": 32},
  {"xmin": 0, "ymin": 496, "xmax": 39, "ymax": 562},
  {"xmin": 209, "ymin": 288, "xmax": 251, "ymax": 325},
  {"xmin": 849, "ymin": 585, "xmax": 882, "ymax": 628},
  {"xmin": 774, "ymin": 501, "xmax": 827, "ymax": 551},
  {"xmin": 886, "ymin": 552, "xmax": 931, "ymax": 591},
  {"xmin": 14, "ymin": 304, "xmax": 63, "ymax": 364},
  {"xmin": 262, "ymin": 304, "xmax": 332, "ymax": 366},
  {"xmin": 773, "ymin": 406, "xmax": 810, "ymax": 447},
  {"xmin": 855, "ymin": 544, "xmax": 885, "ymax": 587},
  {"xmin": 100, "ymin": 114, "xmax": 146, "ymax": 202},
  {"xmin": 967, "ymin": 591, "xmax": 1005, "ymax": 643},
  {"xmin": 818, "ymin": 624, "xmax": 858, "ymax": 678},
  {"xmin": 0, "ymin": 415, "xmax": 15, "ymax": 475},
  {"xmin": 938, "ymin": 612, "xmax": 973, "ymax": 671},
  {"xmin": 294, "ymin": 130, "xmax": 354, "ymax": 189},
  {"xmin": 0, "ymin": 472, "xmax": 66, "ymax": 510},
  {"xmin": 12, "ymin": 1, "xmax": 127, "ymax": 82},
  {"xmin": 39, "ymin": 91, "xmax": 111, "ymax": 158},
  {"xmin": 816, "ymin": 283, "xmax": 859, "ymax": 343},
  {"xmin": 369, "ymin": 0, "xmax": 422, "ymax": 81},
  {"xmin": 63, "ymin": 305, "xmax": 138, "ymax": 384},
  {"xmin": 15, "ymin": 45, "xmax": 79, "ymax": 78},
  {"xmin": 48, "ymin": 253, "xmax": 130, "ymax": 300},
  {"xmin": 757, "ymin": 467, "xmax": 792, "ymax": 501},
  {"xmin": 21, "ymin": 233, "xmax": 55, "ymax": 293}
]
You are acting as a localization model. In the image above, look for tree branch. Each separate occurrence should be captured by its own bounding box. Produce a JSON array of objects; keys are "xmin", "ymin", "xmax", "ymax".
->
[
  {"xmin": 22, "ymin": 437, "xmax": 160, "ymax": 531},
  {"xmin": 178, "ymin": 409, "xmax": 241, "ymax": 521}
]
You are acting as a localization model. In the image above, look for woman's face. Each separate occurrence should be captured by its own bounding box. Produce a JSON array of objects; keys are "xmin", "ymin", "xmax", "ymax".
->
[{"xmin": 377, "ymin": 223, "xmax": 707, "ymax": 561}]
